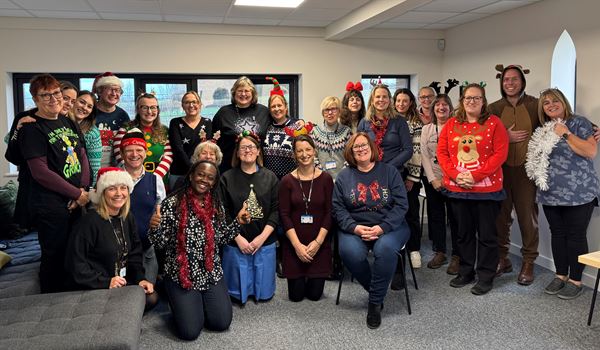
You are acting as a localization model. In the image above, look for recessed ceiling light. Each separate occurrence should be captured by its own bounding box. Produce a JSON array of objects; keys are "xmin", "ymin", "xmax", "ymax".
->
[{"xmin": 234, "ymin": 0, "xmax": 304, "ymax": 8}]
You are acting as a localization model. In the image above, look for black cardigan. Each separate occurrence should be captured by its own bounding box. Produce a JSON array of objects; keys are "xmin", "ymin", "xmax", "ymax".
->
[{"xmin": 65, "ymin": 209, "xmax": 145, "ymax": 290}]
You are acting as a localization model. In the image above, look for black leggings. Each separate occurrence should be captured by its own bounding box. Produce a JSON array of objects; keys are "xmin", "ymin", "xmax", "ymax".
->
[
  {"xmin": 164, "ymin": 277, "xmax": 232, "ymax": 341},
  {"xmin": 287, "ymin": 277, "xmax": 325, "ymax": 302}
]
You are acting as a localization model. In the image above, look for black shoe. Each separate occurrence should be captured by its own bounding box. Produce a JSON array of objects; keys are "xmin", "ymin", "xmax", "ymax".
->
[
  {"xmin": 471, "ymin": 281, "xmax": 493, "ymax": 295},
  {"xmin": 276, "ymin": 261, "xmax": 284, "ymax": 279},
  {"xmin": 366, "ymin": 303, "xmax": 382, "ymax": 329},
  {"xmin": 390, "ymin": 272, "xmax": 406, "ymax": 290},
  {"xmin": 449, "ymin": 275, "xmax": 475, "ymax": 288}
]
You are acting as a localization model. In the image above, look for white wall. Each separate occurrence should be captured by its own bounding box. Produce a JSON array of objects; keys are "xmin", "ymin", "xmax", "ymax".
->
[
  {"xmin": 443, "ymin": 0, "xmax": 600, "ymax": 287},
  {"xmin": 0, "ymin": 17, "xmax": 443, "ymax": 181}
]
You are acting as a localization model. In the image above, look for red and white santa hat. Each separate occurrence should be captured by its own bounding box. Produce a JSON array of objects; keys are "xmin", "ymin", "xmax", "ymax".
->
[
  {"xmin": 90, "ymin": 167, "xmax": 134, "ymax": 204},
  {"xmin": 92, "ymin": 72, "xmax": 123, "ymax": 93}
]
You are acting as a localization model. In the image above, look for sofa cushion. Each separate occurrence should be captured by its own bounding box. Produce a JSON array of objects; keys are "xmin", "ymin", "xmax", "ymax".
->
[
  {"xmin": 0, "ymin": 262, "xmax": 40, "ymax": 299},
  {"xmin": 0, "ymin": 286, "xmax": 145, "ymax": 350}
]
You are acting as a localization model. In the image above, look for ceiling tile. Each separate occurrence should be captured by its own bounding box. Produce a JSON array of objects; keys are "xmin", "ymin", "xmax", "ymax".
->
[
  {"xmin": 88, "ymin": 0, "xmax": 160, "ymax": 14},
  {"xmin": 389, "ymin": 11, "xmax": 458, "ymax": 23},
  {"xmin": 164, "ymin": 15, "xmax": 224, "ymax": 24},
  {"xmin": 0, "ymin": 1, "xmax": 20, "ymax": 9},
  {"xmin": 12, "ymin": 0, "xmax": 93, "ymax": 11},
  {"xmin": 440, "ymin": 12, "xmax": 488, "ymax": 24},
  {"xmin": 471, "ymin": 0, "xmax": 534, "ymax": 14},
  {"xmin": 415, "ymin": 0, "xmax": 497, "ymax": 13},
  {"xmin": 375, "ymin": 22, "xmax": 427, "ymax": 29},
  {"xmin": 278, "ymin": 19, "xmax": 330, "ymax": 27},
  {"xmin": 300, "ymin": 0, "xmax": 370, "ymax": 10},
  {"xmin": 224, "ymin": 17, "xmax": 281, "ymax": 25},
  {"xmin": 0, "ymin": 8, "xmax": 32, "ymax": 16},
  {"xmin": 28, "ymin": 10, "xmax": 99, "ymax": 19},
  {"xmin": 285, "ymin": 7, "xmax": 348, "ymax": 21},
  {"xmin": 423, "ymin": 22, "xmax": 456, "ymax": 29},
  {"xmin": 99, "ymin": 12, "xmax": 162, "ymax": 21},
  {"xmin": 161, "ymin": 0, "xmax": 231, "ymax": 16}
]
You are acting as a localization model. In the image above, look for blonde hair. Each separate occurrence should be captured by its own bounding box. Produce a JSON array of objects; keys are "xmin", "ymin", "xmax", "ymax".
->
[
  {"xmin": 320, "ymin": 96, "xmax": 341, "ymax": 115},
  {"xmin": 230, "ymin": 76, "xmax": 258, "ymax": 105},
  {"xmin": 366, "ymin": 85, "xmax": 398, "ymax": 123},
  {"xmin": 191, "ymin": 141, "xmax": 223, "ymax": 165},
  {"xmin": 538, "ymin": 88, "xmax": 573, "ymax": 125},
  {"xmin": 96, "ymin": 188, "xmax": 131, "ymax": 220}
]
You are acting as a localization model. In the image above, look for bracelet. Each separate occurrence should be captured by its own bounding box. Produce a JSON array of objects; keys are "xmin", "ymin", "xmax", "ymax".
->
[{"xmin": 314, "ymin": 239, "xmax": 322, "ymax": 246}]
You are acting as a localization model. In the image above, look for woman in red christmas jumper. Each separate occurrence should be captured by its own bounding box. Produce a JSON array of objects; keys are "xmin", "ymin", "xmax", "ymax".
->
[{"xmin": 437, "ymin": 83, "xmax": 508, "ymax": 296}]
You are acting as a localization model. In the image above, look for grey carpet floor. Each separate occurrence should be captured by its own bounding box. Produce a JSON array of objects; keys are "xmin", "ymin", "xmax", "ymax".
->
[{"xmin": 140, "ymin": 240, "xmax": 600, "ymax": 349}]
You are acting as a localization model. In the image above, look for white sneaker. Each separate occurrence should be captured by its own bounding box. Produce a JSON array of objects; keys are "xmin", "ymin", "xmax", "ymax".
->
[{"xmin": 410, "ymin": 251, "xmax": 422, "ymax": 269}]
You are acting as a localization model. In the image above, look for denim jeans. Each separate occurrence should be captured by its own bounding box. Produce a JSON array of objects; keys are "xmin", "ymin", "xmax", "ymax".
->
[{"xmin": 338, "ymin": 220, "xmax": 410, "ymax": 304}]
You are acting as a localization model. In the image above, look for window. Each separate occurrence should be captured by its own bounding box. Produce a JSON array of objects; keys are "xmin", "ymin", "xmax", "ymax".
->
[
  {"xmin": 360, "ymin": 75, "xmax": 411, "ymax": 100},
  {"xmin": 11, "ymin": 73, "xmax": 299, "ymax": 126}
]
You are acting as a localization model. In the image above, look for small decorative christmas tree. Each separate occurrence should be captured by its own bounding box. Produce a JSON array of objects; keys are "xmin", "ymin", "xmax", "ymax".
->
[{"xmin": 245, "ymin": 184, "xmax": 264, "ymax": 219}]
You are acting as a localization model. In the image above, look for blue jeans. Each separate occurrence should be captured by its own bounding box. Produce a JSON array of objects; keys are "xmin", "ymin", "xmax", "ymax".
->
[{"xmin": 338, "ymin": 221, "xmax": 410, "ymax": 304}]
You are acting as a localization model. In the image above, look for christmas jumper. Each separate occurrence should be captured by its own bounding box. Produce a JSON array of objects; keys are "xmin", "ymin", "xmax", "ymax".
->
[
  {"xmin": 168, "ymin": 116, "xmax": 213, "ymax": 176},
  {"xmin": 113, "ymin": 124, "xmax": 173, "ymax": 178},
  {"xmin": 311, "ymin": 122, "xmax": 352, "ymax": 181},
  {"xmin": 95, "ymin": 106, "xmax": 130, "ymax": 167}
]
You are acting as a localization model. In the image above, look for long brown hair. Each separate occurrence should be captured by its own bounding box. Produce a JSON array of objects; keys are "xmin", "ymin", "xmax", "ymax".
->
[
  {"xmin": 340, "ymin": 90, "xmax": 365, "ymax": 127},
  {"xmin": 70, "ymin": 90, "xmax": 97, "ymax": 134}
]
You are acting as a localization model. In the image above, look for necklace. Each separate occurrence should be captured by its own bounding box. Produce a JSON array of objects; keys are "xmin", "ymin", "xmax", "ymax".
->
[
  {"xmin": 110, "ymin": 217, "xmax": 128, "ymax": 276},
  {"xmin": 296, "ymin": 166, "xmax": 315, "ymax": 215}
]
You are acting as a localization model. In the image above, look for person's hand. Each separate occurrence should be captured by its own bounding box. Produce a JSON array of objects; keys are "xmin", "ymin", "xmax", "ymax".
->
[
  {"xmin": 235, "ymin": 235, "xmax": 254, "ymax": 255},
  {"xmin": 76, "ymin": 189, "xmax": 89, "ymax": 207},
  {"xmin": 353, "ymin": 225, "xmax": 371, "ymax": 237},
  {"xmin": 553, "ymin": 122, "xmax": 570, "ymax": 138},
  {"xmin": 249, "ymin": 234, "xmax": 267, "ymax": 255},
  {"xmin": 294, "ymin": 119, "xmax": 306, "ymax": 129},
  {"xmin": 109, "ymin": 276, "xmax": 127, "ymax": 289},
  {"xmin": 294, "ymin": 243, "xmax": 313, "ymax": 263},
  {"xmin": 507, "ymin": 124, "xmax": 529, "ymax": 143},
  {"xmin": 149, "ymin": 205, "xmax": 161, "ymax": 229},
  {"xmin": 456, "ymin": 172, "xmax": 473, "ymax": 190},
  {"xmin": 16, "ymin": 116, "xmax": 36, "ymax": 130},
  {"xmin": 138, "ymin": 280, "xmax": 154, "ymax": 294},
  {"xmin": 405, "ymin": 180, "xmax": 414, "ymax": 192},
  {"xmin": 370, "ymin": 225, "xmax": 384, "ymax": 236},
  {"xmin": 593, "ymin": 125, "xmax": 600, "ymax": 142},
  {"xmin": 431, "ymin": 179, "xmax": 443, "ymax": 191},
  {"xmin": 306, "ymin": 240, "xmax": 321, "ymax": 258},
  {"xmin": 236, "ymin": 202, "xmax": 251, "ymax": 224}
]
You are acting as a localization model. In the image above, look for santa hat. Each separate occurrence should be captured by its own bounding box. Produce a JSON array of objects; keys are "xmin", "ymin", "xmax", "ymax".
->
[
  {"xmin": 90, "ymin": 167, "xmax": 134, "ymax": 204},
  {"xmin": 92, "ymin": 72, "xmax": 123, "ymax": 93},
  {"xmin": 120, "ymin": 128, "xmax": 147, "ymax": 150},
  {"xmin": 266, "ymin": 76, "xmax": 284, "ymax": 96}
]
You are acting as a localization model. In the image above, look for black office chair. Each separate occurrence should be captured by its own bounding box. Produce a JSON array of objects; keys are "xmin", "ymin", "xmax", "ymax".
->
[{"xmin": 335, "ymin": 245, "xmax": 417, "ymax": 315}]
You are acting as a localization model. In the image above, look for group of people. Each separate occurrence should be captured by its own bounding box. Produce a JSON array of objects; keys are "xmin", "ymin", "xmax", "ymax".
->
[{"xmin": 4, "ymin": 66, "xmax": 599, "ymax": 337}]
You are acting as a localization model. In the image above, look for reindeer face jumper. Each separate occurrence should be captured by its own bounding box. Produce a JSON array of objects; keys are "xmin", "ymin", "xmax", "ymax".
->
[{"xmin": 436, "ymin": 115, "xmax": 509, "ymax": 193}]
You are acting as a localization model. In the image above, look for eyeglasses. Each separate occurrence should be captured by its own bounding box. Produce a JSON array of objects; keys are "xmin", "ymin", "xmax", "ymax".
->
[
  {"xmin": 323, "ymin": 107, "xmax": 339, "ymax": 114},
  {"xmin": 239, "ymin": 144, "xmax": 257, "ymax": 151},
  {"xmin": 463, "ymin": 96, "xmax": 483, "ymax": 103},
  {"xmin": 236, "ymin": 89, "xmax": 252, "ymax": 95},
  {"xmin": 183, "ymin": 100, "xmax": 200, "ymax": 106},
  {"xmin": 419, "ymin": 95, "xmax": 434, "ymax": 100},
  {"xmin": 108, "ymin": 88, "xmax": 123, "ymax": 95},
  {"xmin": 352, "ymin": 143, "xmax": 369, "ymax": 151},
  {"xmin": 139, "ymin": 105, "xmax": 159, "ymax": 112},
  {"xmin": 37, "ymin": 90, "xmax": 62, "ymax": 101}
]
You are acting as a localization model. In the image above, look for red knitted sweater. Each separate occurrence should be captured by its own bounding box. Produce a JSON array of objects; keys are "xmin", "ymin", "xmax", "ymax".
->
[{"xmin": 436, "ymin": 115, "xmax": 508, "ymax": 193}]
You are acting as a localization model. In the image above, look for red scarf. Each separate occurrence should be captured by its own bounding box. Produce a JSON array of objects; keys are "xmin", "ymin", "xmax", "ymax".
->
[
  {"xmin": 177, "ymin": 188, "xmax": 216, "ymax": 289},
  {"xmin": 371, "ymin": 117, "xmax": 389, "ymax": 161}
]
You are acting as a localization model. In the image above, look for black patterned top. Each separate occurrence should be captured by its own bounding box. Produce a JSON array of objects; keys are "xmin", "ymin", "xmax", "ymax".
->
[{"xmin": 149, "ymin": 194, "xmax": 240, "ymax": 291}]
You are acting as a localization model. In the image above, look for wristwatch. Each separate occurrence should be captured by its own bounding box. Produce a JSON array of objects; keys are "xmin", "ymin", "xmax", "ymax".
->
[{"xmin": 562, "ymin": 132, "xmax": 571, "ymax": 140}]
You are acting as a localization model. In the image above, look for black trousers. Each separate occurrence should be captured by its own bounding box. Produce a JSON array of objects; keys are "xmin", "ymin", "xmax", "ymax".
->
[
  {"xmin": 34, "ymin": 195, "xmax": 78, "ymax": 293},
  {"xmin": 287, "ymin": 277, "xmax": 325, "ymax": 302},
  {"xmin": 450, "ymin": 199, "xmax": 500, "ymax": 283},
  {"xmin": 405, "ymin": 178, "xmax": 422, "ymax": 252},
  {"xmin": 164, "ymin": 277, "xmax": 232, "ymax": 341},
  {"xmin": 543, "ymin": 200, "xmax": 595, "ymax": 281},
  {"xmin": 423, "ymin": 180, "xmax": 458, "ymax": 256}
]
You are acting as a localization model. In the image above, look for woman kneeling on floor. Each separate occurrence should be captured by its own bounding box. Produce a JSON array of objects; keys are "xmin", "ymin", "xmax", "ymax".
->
[
  {"xmin": 333, "ymin": 132, "xmax": 410, "ymax": 329},
  {"xmin": 65, "ymin": 167, "xmax": 157, "ymax": 309}
]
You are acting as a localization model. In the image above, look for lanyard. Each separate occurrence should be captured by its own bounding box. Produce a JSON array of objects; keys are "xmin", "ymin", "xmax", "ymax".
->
[
  {"xmin": 296, "ymin": 167, "xmax": 315, "ymax": 215},
  {"xmin": 110, "ymin": 217, "xmax": 128, "ymax": 275}
]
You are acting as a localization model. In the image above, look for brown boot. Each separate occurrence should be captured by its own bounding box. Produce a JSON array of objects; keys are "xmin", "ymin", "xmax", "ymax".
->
[
  {"xmin": 427, "ymin": 252, "xmax": 447, "ymax": 269},
  {"xmin": 495, "ymin": 257, "xmax": 513, "ymax": 277},
  {"xmin": 517, "ymin": 262, "xmax": 534, "ymax": 285},
  {"xmin": 446, "ymin": 255, "xmax": 460, "ymax": 275}
]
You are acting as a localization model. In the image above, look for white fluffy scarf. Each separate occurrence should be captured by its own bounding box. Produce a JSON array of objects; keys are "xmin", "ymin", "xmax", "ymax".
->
[{"xmin": 525, "ymin": 120, "xmax": 561, "ymax": 191}]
